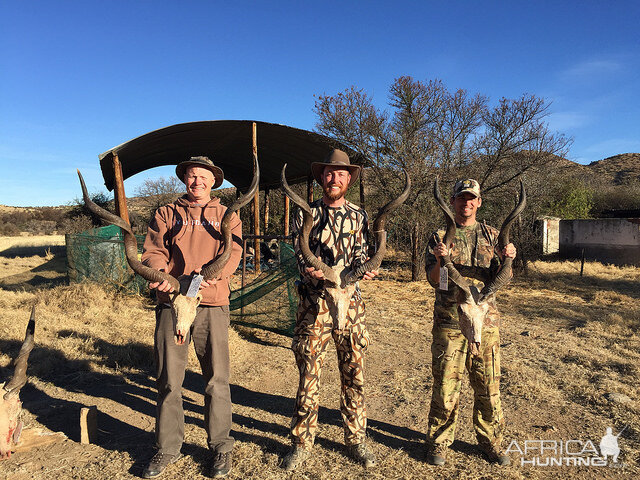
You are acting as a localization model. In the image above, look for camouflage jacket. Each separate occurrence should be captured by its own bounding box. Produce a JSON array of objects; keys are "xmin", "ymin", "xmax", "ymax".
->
[
  {"xmin": 293, "ymin": 199, "xmax": 370, "ymax": 295},
  {"xmin": 425, "ymin": 222, "xmax": 504, "ymax": 328}
]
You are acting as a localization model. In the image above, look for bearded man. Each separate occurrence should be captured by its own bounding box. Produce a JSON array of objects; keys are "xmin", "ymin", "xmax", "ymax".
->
[{"xmin": 282, "ymin": 149, "xmax": 378, "ymax": 471}]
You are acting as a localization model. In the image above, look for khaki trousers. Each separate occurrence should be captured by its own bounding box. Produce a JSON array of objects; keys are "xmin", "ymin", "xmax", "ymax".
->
[
  {"xmin": 426, "ymin": 326, "xmax": 504, "ymax": 448},
  {"xmin": 154, "ymin": 305, "xmax": 234, "ymax": 454}
]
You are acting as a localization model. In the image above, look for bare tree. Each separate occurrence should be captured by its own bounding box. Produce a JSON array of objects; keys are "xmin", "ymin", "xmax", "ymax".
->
[
  {"xmin": 315, "ymin": 77, "xmax": 486, "ymax": 279},
  {"xmin": 471, "ymin": 95, "xmax": 572, "ymax": 194},
  {"xmin": 314, "ymin": 78, "xmax": 571, "ymax": 280},
  {"xmin": 135, "ymin": 176, "xmax": 184, "ymax": 222}
]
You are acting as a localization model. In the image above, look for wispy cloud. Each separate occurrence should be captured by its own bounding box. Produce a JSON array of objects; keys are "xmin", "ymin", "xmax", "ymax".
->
[
  {"xmin": 561, "ymin": 58, "xmax": 622, "ymax": 79},
  {"xmin": 583, "ymin": 138, "xmax": 640, "ymax": 159},
  {"xmin": 547, "ymin": 111, "xmax": 591, "ymax": 131}
]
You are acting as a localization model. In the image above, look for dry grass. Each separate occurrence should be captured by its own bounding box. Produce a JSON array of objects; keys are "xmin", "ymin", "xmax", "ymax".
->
[
  {"xmin": 0, "ymin": 254, "xmax": 638, "ymax": 479},
  {"xmin": 0, "ymin": 234, "xmax": 66, "ymax": 258}
]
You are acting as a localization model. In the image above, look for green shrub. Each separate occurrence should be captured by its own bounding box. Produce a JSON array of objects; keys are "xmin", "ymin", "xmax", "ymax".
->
[{"xmin": 545, "ymin": 181, "xmax": 593, "ymax": 219}]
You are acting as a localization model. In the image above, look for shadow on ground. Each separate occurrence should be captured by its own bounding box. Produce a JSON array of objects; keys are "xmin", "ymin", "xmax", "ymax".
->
[
  {"xmin": 0, "ymin": 253, "xmax": 68, "ymax": 290},
  {"xmin": 2, "ymin": 328, "xmax": 427, "ymax": 471},
  {"xmin": 0, "ymin": 244, "xmax": 66, "ymax": 258}
]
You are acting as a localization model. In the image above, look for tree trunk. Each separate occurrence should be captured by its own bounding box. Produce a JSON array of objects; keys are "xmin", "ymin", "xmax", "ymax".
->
[
  {"xmin": 411, "ymin": 222, "xmax": 426, "ymax": 281},
  {"xmin": 517, "ymin": 213, "xmax": 529, "ymax": 276}
]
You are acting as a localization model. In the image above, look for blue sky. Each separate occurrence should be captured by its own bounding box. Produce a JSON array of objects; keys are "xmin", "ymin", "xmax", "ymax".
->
[{"xmin": 1, "ymin": 1, "xmax": 638, "ymax": 206}]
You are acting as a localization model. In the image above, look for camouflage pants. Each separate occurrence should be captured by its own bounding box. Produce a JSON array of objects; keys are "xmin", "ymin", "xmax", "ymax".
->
[
  {"xmin": 289, "ymin": 287, "xmax": 370, "ymax": 449},
  {"xmin": 426, "ymin": 326, "xmax": 504, "ymax": 449}
]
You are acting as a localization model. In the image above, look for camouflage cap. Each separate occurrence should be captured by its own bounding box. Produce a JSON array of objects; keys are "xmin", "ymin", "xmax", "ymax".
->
[{"xmin": 452, "ymin": 178, "xmax": 481, "ymax": 198}]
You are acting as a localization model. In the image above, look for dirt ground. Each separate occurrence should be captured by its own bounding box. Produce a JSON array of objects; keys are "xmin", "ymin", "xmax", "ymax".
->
[{"xmin": 0, "ymin": 235, "xmax": 638, "ymax": 479}]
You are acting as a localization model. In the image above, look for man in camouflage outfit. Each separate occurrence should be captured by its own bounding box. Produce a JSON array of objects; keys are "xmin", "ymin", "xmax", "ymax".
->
[
  {"xmin": 282, "ymin": 149, "xmax": 378, "ymax": 471},
  {"xmin": 425, "ymin": 179, "xmax": 516, "ymax": 466}
]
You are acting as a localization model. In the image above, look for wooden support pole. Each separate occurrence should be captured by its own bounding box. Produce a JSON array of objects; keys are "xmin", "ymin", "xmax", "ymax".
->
[
  {"xmin": 264, "ymin": 188, "xmax": 270, "ymax": 234},
  {"xmin": 252, "ymin": 123, "xmax": 260, "ymax": 273},
  {"xmin": 283, "ymin": 195, "xmax": 290, "ymax": 237},
  {"xmin": 307, "ymin": 175, "xmax": 314, "ymax": 204},
  {"xmin": 112, "ymin": 153, "xmax": 130, "ymax": 225},
  {"xmin": 359, "ymin": 167, "xmax": 366, "ymax": 209}
]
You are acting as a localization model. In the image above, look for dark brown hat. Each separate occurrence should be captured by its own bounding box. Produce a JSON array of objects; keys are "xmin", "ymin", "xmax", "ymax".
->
[
  {"xmin": 175, "ymin": 156, "xmax": 224, "ymax": 189},
  {"xmin": 311, "ymin": 149, "xmax": 361, "ymax": 187}
]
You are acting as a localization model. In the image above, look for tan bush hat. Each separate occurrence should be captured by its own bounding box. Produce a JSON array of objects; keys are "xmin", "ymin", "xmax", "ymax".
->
[
  {"xmin": 175, "ymin": 156, "xmax": 224, "ymax": 189},
  {"xmin": 311, "ymin": 149, "xmax": 361, "ymax": 187},
  {"xmin": 452, "ymin": 178, "xmax": 481, "ymax": 198}
]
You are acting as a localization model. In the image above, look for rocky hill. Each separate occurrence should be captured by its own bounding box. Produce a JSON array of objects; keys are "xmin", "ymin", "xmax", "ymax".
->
[
  {"xmin": 586, "ymin": 152, "xmax": 640, "ymax": 185},
  {"xmin": 544, "ymin": 152, "xmax": 639, "ymax": 187}
]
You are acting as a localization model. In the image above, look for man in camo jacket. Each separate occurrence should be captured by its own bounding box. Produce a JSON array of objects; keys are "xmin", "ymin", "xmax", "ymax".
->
[
  {"xmin": 424, "ymin": 179, "xmax": 516, "ymax": 466},
  {"xmin": 282, "ymin": 149, "xmax": 378, "ymax": 471}
]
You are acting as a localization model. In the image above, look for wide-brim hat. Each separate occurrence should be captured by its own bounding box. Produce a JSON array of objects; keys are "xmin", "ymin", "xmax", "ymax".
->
[
  {"xmin": 311, "ymin": 149, "xmax": 361, "ymax": 187},
  {"xmin": 175, "ymin": 156, "xmax": 224, "ymax": 189}
]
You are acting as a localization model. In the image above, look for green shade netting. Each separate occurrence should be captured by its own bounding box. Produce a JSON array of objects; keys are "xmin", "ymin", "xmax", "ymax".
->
[{"xmin": 229, "ymin": 242, "xmax": 298, "ymax": 336}]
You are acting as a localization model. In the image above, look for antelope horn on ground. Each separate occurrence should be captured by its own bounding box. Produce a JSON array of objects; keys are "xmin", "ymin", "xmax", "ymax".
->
[
  {"xmin": 281, "ymin": 164, "xmax": 339, "ymax": 285},
  {"xmin": 77, "ymin": 170, "xmax": 181, "ymax": 292},
  {"xmin": 433, "ymin": 177, "xmax": 472, "ymax": 299},
  {"xmin": 200, "ymin": 155, "xmax": 260, "ymax": 281},
  {"xmin": 344, "ymin": 169, "xmax": 411, "ymax": 283},
  {"xmin": 478, "ymin": 180, "xmax": 527, "ymax": 302},
  {"xmin": 3, "ymin": 307, "xmax": 36, "ymax": 400}
]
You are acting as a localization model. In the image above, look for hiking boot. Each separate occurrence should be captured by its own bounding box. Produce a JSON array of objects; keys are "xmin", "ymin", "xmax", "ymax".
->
[
  {"xmin": 425, "ymin": 443, "xmax": 447, "ymax": 466},
  {"xmin": 347, "ymin": 442, "xmax": 377, "ymax": 468},
  {"xmin": 282, "ymin": 445, "xmax": 311, "ymax": 471},
  {"xmin": 142, "ymin": 452, "xmax": 183, "ymax": 478},
  {"xmin": 482, "ymin": 445, "xmax": 510, "ymax": 465},
  {"xmin": 210, "ymin": 451, "xmax": 233, "ymax": 478}
]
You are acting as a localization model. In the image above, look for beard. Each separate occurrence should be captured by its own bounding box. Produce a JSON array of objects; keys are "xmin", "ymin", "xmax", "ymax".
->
[{"xmin": 323, "ymin": 182, "xmax": 349, "ymax": 201}]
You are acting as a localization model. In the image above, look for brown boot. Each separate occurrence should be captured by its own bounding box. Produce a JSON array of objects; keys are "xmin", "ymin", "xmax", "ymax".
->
[
  {"xmin": 425, "ymin": 443, "xmax": 447, "ymax": 466},
  {"xmin": 482, "ymin": 444, "xmax": 510, "ymax": 465},
  {"xmin": 282, "ymin": 445, "xmax": 311, "ymax": 471},
  {"xmin": 210, "ymin": 450, "xmax": 233, "ymax": 478},
  {"xmin": 346, "ymin": 442, "xmax": 377, "ymax": 468},
  {"xmin": 142, "ymin": 451, "xmax": 184, "ymax": 478}
]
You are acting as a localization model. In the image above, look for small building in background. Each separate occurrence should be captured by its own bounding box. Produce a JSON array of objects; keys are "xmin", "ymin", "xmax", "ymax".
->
[
  {"xmin": 539, "ymin": 216, "xmax": 640, "ymax": 266},
  {"xmin": 536, "ymin": 216, "xmax": 560, "ymax": 255}
]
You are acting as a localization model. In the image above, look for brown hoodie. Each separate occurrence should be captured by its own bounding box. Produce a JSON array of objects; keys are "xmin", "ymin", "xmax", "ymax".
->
[{"xmin": 141, "ymin": 195, "xmax": 242, "ymax": 306}]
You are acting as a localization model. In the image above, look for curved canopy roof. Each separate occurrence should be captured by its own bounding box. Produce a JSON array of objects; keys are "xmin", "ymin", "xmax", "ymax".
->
[{"xmin": 99, "ymin": 120, "xmax": 363, "ymax": 192}]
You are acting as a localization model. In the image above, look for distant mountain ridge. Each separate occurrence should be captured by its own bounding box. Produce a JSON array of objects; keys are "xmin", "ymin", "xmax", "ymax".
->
[
  {"xmin": 550, "ymin": 152, "xmax": 639, "ymax": 186},
  {"xmin": 1, "ymin": 154, "xmax": 637, "ymax": 210},
  {"xmin": 586, "ymin": 153, "xmax": 640, "ymax": 185}
]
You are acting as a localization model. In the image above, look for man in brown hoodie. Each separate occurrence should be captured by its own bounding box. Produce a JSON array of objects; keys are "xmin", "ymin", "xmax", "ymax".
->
[{"xmin": 140, "ymin": 156, "xmax": 242, "ymax": 479}]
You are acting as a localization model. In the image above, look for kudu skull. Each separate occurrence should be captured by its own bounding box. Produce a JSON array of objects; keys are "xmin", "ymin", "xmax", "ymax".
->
[
  {"xmin": 433, "ymin": 178, "xmax": 526, "ymax": 356},
  {"xmin": 1, "ymin": 307, "xmax": 35, "ymax": 459},
  {"xmin": 282, "ymin": 165, "xmax": 410, "ymax": 330},
  {"xmin": 77, "ymin": 156, "xmax": 259, "ymax": 345}
]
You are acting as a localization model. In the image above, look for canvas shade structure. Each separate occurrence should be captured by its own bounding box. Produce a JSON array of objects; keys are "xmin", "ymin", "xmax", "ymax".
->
[
  {"xmin": 91, "ymin": 120, "xmax": 368, "ymax": 336},
  {"xmin": 98, "ymin": 120, "xmax": 365, "ymax": 192}
]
